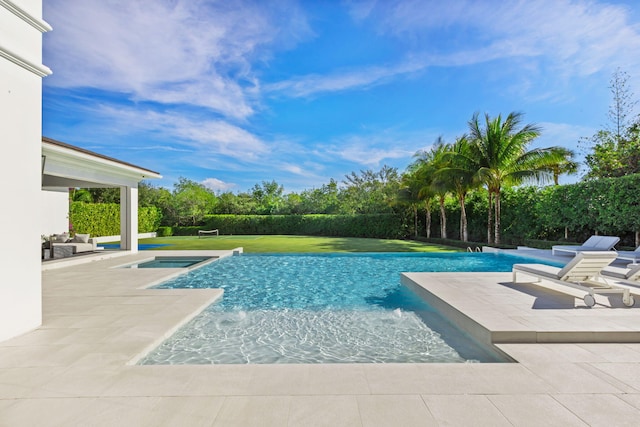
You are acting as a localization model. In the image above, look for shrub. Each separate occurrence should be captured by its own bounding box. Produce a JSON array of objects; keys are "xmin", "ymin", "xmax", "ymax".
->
[
  {"xmin": 190, "ymin": 214, "xmax": 407, "ymax": 239},
  {"xmin": 156, "ymin": 226, "xmax": 173, "ymax": 237},
  {"xmin": 70, "ymin": 202, "xmax": 163, "ymax": 237}
]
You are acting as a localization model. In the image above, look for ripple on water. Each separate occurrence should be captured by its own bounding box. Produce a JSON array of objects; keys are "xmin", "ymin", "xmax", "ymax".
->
[{"xmin": 143, "ymin": 253, "xmax": 525, "ymax": 364}]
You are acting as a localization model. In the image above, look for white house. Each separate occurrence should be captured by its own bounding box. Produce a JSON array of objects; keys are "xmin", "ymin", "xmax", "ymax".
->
[
  {"xmin": 1, "ymin": 1, "xmax": 161, "ymax": 342},
  {"xmin": 1, "ymin": 0, "xmax": 52, "ymax": 342}
]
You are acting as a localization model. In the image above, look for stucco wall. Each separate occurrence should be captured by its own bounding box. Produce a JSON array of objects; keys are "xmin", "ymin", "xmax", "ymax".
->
[
  {"xmin": 0, "ymin": 0, "xmax": 50, "ymax": 341},
  {"xmin": 41, "ymin": 188, "xmax": 70, "ymax": 236}
]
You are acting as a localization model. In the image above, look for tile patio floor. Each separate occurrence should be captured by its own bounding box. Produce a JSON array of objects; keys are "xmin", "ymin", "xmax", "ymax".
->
[{"xmin": 1, "ymin": 249, "xmax": 640, "ymax": 426}]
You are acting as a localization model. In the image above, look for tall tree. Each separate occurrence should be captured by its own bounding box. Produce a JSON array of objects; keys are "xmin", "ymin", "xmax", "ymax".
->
[
  {"xmin": 608, "ymin": 67, "xmax": 637, "ymax": 142},
  {"xmin": 341, "ymin": 166, "xmax": 400, "ymax": 214},
  {"xmin": 251, "ymin": 180, "xmax": 285, "ymax": 214},
  {"xmin": 436, "ymin": 136, "xmax": 478, "ymax": 242},
  {"xmin": 467, "ymin": 112, "xmax": 557, "ymax": 244},
  {"xmin": 584, "ymin": 69, "xmax": 640, "ymax": 179},
  {"xmin": 170, "ymin": 177, "xmax": 217, "ymax": 226},
  {"xmin": 413, "ymin": 141, "xmax": 449, "ymax": 239},
  {"xmin": 547, "ymin": 147, "xmax": 579, "ymax": 185},
  {"xmin": 397, "ymin": 171, "xmax": 425, "ymax": 237}
]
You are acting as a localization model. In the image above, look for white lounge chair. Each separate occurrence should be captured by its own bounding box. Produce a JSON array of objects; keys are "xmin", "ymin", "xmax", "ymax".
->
[
  {"xmin": 551, "ymin": 235, "xmax": 620, "ymax": 256},
  {"xmin": 198, "ymin": 229, "xmax": 219, "ymax": 238},
  {"xmin": 512, "ymin": 251, "xmax": 634, "ymax": 307},
  {"xmin": 602, "ymin": 263, "xmax": 640, "ymax": 283},
  {"xmin": 614, "ymin": 246, "xmax": 640, "ymax": 264}
]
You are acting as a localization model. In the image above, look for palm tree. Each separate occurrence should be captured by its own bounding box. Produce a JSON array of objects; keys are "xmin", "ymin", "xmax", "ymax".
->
[
  {"xmin": 436, "ymin": 136, "xmax": 478, "ymax": 242},
  {"xmin": 466, "ymin": 112, "xmax": 557, "ymax": 245},
  {"xmin": 547, "ymin": 147, "xmax": 579, "ymax": 185},
  {"xmin": 414, "ymin": 139, "xmax": 450, "ymax": 239},
  {"xmin": 397, "ymin": 170, "xmax": 425, "ymax": 237}
]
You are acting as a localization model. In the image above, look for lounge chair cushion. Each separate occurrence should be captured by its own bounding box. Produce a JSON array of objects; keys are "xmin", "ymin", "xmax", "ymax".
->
[
  {"xmin": 600, "ymin": 266, "xmax": 631, "ymax": 280},
  {"xmin": 552, "ymin": 235, "xmax": 620, "ymax": 256},
  {"xmin": 510, "ymin": 263, "xmax": 560, "ymax": 280},
  {"xmin": 602, "ymin": 263, "xmax": 640, "ymax": 281}
]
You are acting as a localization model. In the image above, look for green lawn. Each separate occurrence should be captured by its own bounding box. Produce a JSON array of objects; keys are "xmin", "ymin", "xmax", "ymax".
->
[{"xmin": 138, "ymin": 235, "xmax": 461, "ymax": 253}]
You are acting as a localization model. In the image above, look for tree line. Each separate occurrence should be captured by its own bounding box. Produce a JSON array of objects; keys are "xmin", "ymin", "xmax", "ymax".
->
[{"xmin": 73, "ymin": 69, "xmax": 640, "ymax": 244}]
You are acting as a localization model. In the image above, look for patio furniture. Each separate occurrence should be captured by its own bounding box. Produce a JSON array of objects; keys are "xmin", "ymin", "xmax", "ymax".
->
[
  {"xmin": 614, "ymin": 246, "xmax": 640, "ymax": 264},
  {"xmin": 601, "ymin": 263, "xmax": 640, "ymax": 283},
  {"xmin": 512, "ymin": 251, "xmax": 634, "ymax": 307},
  {"xmin": 198, "ymin": 229, "xmax": 219, "ymax": 238},
  {"xmin": 50, "ymin": 233, "xmax": 98, "ymax": 257},
  {"xmin": 551, "ymin": 235, "xmax": 620, "ymax": 256},
  {"xmin": 52, "ymin": 245, "xmax": 74, "ymax": 259}
]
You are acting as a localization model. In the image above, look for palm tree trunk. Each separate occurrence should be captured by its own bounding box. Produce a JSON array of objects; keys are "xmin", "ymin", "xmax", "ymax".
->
[
  {"xmin": 494, "ymin": 191, "xmax": 501, "ymax": 245},
  {"xmin": 425, "ymin": 202, "xmax": 432, "ymax": 239},
  {"xmin": 459, "ymin": 193, "xmax": 468, "ymax": 242},
  {"xmin": 487, "ymin": 191, "xmax": 493, "ymax": 245},
  {"xmin": 439, "ymin": 196, "xmax": 447, "ymax": 239},
  {"xmin": 413, "ymin": 205, "xmax": 418, "ymax": 238}
]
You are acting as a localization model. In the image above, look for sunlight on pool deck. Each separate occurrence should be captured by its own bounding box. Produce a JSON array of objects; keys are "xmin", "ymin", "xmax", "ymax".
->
[{"xmin": 2, "ymin": 249, "xmax": 640, "ymax": 425}]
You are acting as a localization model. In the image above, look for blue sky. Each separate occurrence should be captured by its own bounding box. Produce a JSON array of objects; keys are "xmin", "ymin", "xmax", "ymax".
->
[{"xmin": 42, "ymin": 0, "xmax": 640, "ymax": 193}]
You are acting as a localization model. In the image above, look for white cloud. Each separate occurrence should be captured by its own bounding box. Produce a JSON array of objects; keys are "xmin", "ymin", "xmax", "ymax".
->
[
  {"xmin": 44, "ymin": 0, "xmax": 312, "ymax": 119},
  {"xmin": 201, "ymin": 178, "xmax": 237, "ymax": 192},
  {"xmin": 268, "ymin": 1, "xmax": 640, "ymax": 100},
  {"xmin": 96, "ymin": 106, "xmax": 270, "ymax": 161},
  {"xmin": 323, "ymin": 129, "xmax": 436, "ymax": 167},
  {"xmin": 265, "ymin": 59, "xmax": 424, "ymax": 98},
  {"xmin": 536, "ymin": 122, "xmax": 597, "ymax": 148},
  {"xmin": 348, "ymin": 0, "xmax": 640, "ymax": 78}
]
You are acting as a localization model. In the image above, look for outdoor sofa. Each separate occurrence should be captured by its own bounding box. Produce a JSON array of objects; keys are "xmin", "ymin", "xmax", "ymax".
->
[
  {"xmin": 551, "ymin": 235, "xmax": 620, "ymax": 256},
  {"xmin": 50, "ymin": 233, "xmax": 97, "ymax": 257}
]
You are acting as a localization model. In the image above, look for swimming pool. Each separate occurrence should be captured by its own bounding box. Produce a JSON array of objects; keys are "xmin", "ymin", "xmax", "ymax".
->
[
  {"xmin": 120, "ymin": 256, "xmax": 214, "ymax": 269},
  {"xmin": 140, "ymin": 252, "xmax": 549, "ymax": 365}
]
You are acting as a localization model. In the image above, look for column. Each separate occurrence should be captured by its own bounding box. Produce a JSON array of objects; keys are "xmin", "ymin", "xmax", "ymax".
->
[{"xmin": 120, "ymin": 185, "xmax": 139, "ymax": 252}]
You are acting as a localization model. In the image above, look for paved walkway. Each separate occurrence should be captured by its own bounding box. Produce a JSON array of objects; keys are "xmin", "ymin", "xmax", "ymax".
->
[{"xmin": 1, "ymin": 250, "xmax": 640, "ymax": 426}]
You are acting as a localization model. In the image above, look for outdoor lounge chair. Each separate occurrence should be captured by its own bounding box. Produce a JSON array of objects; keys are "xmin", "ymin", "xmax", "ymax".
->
[
  {"xmin": 602, "ymin": 263, "xmax": 640, "ymax": 283},
  {"xmin": 614, "ymin": 246, "xmax": 640, "ymax": 264},
  {"xmin": 551, "ymin": 235, "xmax": 620, "ymax": 256},
  {"xmin": 512, "ymin": 251, "xmax": 634, "ymax": 307}
]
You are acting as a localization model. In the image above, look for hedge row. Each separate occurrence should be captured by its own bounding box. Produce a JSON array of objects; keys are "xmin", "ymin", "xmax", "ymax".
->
[
  {"xmin": 168, "ymin": 214, "xmax": 406, "ymax": 239},
  {"xmin": 426, "ymin": 174, "xmax": 640, "ymax": 246},
  {"xmin": 70, "ymin": 202, "xmax": 161, "ymax": 237},
  {"xmin": 68, "ymin": 174, "xmax": 640, "ymax": 246}
]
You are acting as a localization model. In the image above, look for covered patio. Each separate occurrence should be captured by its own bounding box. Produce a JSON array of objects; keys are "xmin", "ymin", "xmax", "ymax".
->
[{"xmin": 41, "ymin": 137, "xmax": 162, "ymax": 253}]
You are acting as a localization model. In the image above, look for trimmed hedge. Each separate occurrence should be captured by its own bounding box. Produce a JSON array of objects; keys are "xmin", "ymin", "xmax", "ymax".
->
[
  {"xmin": 426, "ymin": 174, "xmax": 640, "ymax": 246},
  {"xmin": 70, "ymin": 202, "xmax": 162, "ymax": 237},
  {"xmin": 171, "ymin": 214, "xmax": 407, "ymax": 239}
]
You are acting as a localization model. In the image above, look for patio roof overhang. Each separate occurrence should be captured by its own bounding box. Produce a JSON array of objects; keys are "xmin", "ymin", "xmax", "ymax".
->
[
  {"xmin": 42, "ymin": 136, "xmax": 162, "ymax": 189},
  {"xmin": 41, "ymin": 137, "xmax": 162, "ymax": 252}
]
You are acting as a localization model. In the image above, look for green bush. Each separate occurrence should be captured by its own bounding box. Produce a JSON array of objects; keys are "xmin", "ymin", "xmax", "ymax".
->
[
  {"xmin": 178, "ymin": 214, "xmax": 407, "ymax": 239},
  {"xmin": 427, "ymin": 174, "xmax": 640, "ymax": 246},
  {"xmin": 70, "ymin": 202, "xmax": 163, "ymax": 237},
  {"xmin": 156, "ymin": 226, "xmax": 173, "ymax": 237},
  {"xmin": 138, "ymin": 206, "xmax": 162, "ymax": 233}
]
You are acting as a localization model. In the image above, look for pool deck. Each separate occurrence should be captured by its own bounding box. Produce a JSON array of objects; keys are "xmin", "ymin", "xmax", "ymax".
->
[{"xmin": 2, "ymin": 249, "xmax": 640, "ymax": 425}]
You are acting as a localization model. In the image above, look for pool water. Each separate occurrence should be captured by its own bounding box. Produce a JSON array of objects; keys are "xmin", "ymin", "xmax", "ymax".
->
[{"xmin": 141, "ymin": 253, "xmax": 543, "ymax": 365}]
